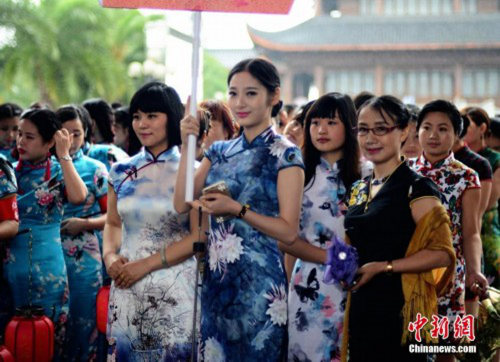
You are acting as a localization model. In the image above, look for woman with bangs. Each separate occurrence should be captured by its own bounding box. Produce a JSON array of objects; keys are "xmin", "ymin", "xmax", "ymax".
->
[
  {"xmin": 103, "ymin": 82, "xmax": 201, "ymax": 360},
  {"xmin": 344, "ymin": 96, "xmax": 454, "ymax": 361},
  {"xmin": 278, "ymin": 92, "xmax": 366, "ymax": 361}
]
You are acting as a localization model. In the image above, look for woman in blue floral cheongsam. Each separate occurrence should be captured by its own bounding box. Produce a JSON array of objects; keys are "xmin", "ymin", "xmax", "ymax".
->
[
  {"xmin": 279, "ymin": 93, "xmax": 371, "ymax": 361},
  {"xmin": 103, "ymin": 82, "xmax": 203, "ymax": 361},
  {"xmin": 3, "ymin": 108, "xmax": 87, "ymax": 360},
  {"xmin": 56, "ymin": 105, "xmax": 109, "ymax": 361},
  {"xmin": 175, "ymin": 58, "xmax": 305, "ymax": 361}
]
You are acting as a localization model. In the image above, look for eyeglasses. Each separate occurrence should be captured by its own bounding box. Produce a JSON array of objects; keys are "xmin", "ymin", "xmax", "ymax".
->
[{"xmin": 354, "ymin": 125, "xmax": 398, "ymax": 136}]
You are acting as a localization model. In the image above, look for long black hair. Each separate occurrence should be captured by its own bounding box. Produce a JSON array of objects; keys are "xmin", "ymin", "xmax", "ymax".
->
[
  {"xmin": 82, "ymin": 99, "xmax": 115, "ymax": 144},
  {"xmin": 227, "ymin": 58, "xmax": 283, "ymax": 117},
  {"xmin": 129, "ymin": 82, "xmax": 183, "ymax": 149},
  {"xmin": 302, "ymin": 92, "xmax": 360, "ymax": 192},
  {"xmin": 114, "ymin": 106, "xmax": 141, "ymax": 156}
]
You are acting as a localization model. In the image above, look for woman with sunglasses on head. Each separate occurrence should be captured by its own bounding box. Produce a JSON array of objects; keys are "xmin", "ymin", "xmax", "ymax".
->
[
  {"xmin": 3, "ymin": 108, "xmax": 87, "ymax": 360},
  {"xmin": 55, "ymin": 105, "xmax": 109, "ymax": 361},
  {"xmin": 175, "ymin": 58, "xmax": 304, "ymax": 361},
  {"xmin": 344, "ymin": 96, "xmax": 455, "ymax": 361},
  {"xmin": 278, "ymin": 93, "xmax": 366, "ymax": 361}
]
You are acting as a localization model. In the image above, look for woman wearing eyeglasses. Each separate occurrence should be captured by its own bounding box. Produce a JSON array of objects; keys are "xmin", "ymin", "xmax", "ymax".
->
[{"xmin": 343, "ymin": 96, "xmax": 455, "ymax": 361}]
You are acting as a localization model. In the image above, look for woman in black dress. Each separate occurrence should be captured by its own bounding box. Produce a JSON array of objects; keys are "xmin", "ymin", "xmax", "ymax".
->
[{"xmin": 344, "ymin": 96, "xmax": 454, "ymax": 361}]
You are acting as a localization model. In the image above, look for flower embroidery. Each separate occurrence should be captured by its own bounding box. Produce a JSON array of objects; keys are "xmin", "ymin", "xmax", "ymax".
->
[
  {"xmin": 35, "ymin": 188, "xmax": 59, "ymax": 207},
  {"xmin": 203, "ymin": 337, "xmax": 226, "ymax": 362},
  {"xmin": 251, "ymin": 321, "xmax": 273, "ymax": 351},
  {"xmin": 263, "ymin": 283, "xmax": 287, "ymax": 326},
  {"xmin": 268, "ymin": 137, "xmax": 292, "ymax": 159},
  {"xmin": 208, "ymin": 224, "xmax": 244, "ymax": 275}
]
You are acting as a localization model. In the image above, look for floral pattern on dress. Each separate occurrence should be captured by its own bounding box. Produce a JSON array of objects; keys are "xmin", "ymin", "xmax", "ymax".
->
[
  {"xmin": 288, "ymin": 159, "xmax": 360, "ymax": 362},
  {"xmin": 106, "ymin": 146, "xmax": 197, "ymax": 361},
  {"xmin": 412, "ymin": 152, "xmax": 480, "ymax": 333},
  {"xmin": 4, "ymin": 160, "xmax": 70, "ymax": 361},
  {"xmin": 60, "ymin": 150, "xmax": 108, "ymax": 361},
  {"xmin": 201, "ymin": 126, "xmax": 304, "ymax": 361}
]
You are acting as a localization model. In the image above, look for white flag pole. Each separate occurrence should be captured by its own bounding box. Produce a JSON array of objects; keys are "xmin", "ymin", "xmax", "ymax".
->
[{"xmin": 185, "ymin": 11, "xmax": 202, "ymax": 202}]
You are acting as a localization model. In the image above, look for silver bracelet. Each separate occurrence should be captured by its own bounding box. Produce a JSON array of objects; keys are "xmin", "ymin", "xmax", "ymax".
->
[{"xmin": 160, "ymin": 245, "xmax": 168, "ymax": 268}]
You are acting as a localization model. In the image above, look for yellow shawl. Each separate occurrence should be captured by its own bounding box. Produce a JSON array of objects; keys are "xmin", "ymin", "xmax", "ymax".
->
[{"xmin": 341, "ymin": 205, "xmax": 456, "ymax": 361}]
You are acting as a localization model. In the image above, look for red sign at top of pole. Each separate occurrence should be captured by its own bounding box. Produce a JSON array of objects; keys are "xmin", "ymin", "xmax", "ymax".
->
[{"xmin": 100, "ymin": 0, "xmax": 294, "ymax": 14}]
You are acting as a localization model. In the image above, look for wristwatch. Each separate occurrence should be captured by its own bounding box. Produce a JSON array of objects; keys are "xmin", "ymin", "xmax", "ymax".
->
[{"xmin": 59, "ymin": 155, "xmax": 72, "ymax": 162}]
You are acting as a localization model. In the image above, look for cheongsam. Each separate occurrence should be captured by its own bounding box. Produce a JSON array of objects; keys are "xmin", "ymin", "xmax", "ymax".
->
[
  {"xmin": 106, "ymin": 146, "xmax": 197, "ymax": 361},
  {"xmin": 0, "ymin": 148, "xmax": 16, "ymax": 164},
  {"xmin": 4, "ymin": 158, "xmax": 70, "ymax": 360},
  {"xmin": 82, "ymin": 142, "xmax": 129, "ymax": 172},
  {"xmin": 288, "ymin": 159, "xmax": 347, "ymax": 362},
  {"xmin": 478, "ymin": 147, "xmax": 500, "ymax": 288},
  {"xmin": 412, "ymin": 153, "xmax": 480, "ymax": 336},
  {"xmin": 61, "ymin": 149, "xmax": 108, "ymax": 361},
  {"xmin": 345, "ymin": 161, "xmax": 440, "ymax": 362},
  {"xmin": 201, "ymin": 127, "xmax": 304, "ymax": 362},
  {"xmin": 0, "ymin": 155, "xmax": 17, "ymax": 340}
]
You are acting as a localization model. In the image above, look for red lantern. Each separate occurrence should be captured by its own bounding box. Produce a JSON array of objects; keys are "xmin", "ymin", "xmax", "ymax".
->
[
  {"xmin": 96, "ymin": 285, "xmax": 110, "ymax": 334},
  {"xmin": 5, "ymin": 306, "xmax": 54, "ymax": 362},
  {"xmin": 0, "ymin": 346, "xmax": 14, "ymax": 362}
]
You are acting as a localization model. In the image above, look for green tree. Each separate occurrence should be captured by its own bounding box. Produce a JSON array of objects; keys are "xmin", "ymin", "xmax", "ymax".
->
[
  {"xmin": 203, "ymin": 52, "xmax": 229, "ymax": 100},
  {"xmin": 0, "ymin": 0, "xmax": 159, "ymax": 107}
]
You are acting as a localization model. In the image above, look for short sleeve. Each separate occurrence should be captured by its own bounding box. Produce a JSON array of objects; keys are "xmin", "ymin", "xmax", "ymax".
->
[
  {"xmin": 477, "ymin": 158, "xmax": 493, "ymax": 181},
  {"xmin": 409, "ymin": 177, "xmax": 441, "ymax": 203},
  {"xmin": 277, "ymin": 145, "xmax": 304, "ymax": 171},
  {"xmin": 204, "ymin": 141, "xmax": 223, "ymax": 164},
  {"xmin": 94, "ymin": 163, "xmax": 109, "ymax": 199},
  {"xmin": 108, "ymin": 162, "xmax": 120, "ymax": 190},
  {"xmin": 465, "ymin": 168, "xmax": 481, "ymax": 190}
]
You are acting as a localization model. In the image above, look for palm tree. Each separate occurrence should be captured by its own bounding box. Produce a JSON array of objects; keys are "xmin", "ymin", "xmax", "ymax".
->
[{"xmin": 0, "ymin": 0, "xmax": 159, "ymax": 107}]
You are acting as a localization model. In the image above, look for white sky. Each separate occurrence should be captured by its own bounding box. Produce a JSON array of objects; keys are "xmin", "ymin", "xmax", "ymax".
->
[{"xmin": 142, "ymin": 0, "xmax": 316, "ymax": 49}]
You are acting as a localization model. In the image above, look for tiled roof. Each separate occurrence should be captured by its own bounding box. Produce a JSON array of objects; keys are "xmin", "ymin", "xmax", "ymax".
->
[{"xmin": 249, "ymin": 14, "xmax": 500, "ymax": 51}]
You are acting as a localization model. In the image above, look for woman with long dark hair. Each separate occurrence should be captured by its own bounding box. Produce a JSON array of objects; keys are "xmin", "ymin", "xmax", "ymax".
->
[
  {"xmin": 278, "ymin": 92, "xmax": 366, "ymax": 361},
  {"xmin": 175, "ymin": 58, "xmax": 305, "ymax": 360},
  {"xmin": 81, "ymin": 99, "xmax": 129, "ymax": 171}
]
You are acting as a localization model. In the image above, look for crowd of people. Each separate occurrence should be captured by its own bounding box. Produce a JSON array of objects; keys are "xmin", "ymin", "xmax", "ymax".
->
[{"xmin": 0, "ymin": 57, "xmax": 498, "ymax": 362}]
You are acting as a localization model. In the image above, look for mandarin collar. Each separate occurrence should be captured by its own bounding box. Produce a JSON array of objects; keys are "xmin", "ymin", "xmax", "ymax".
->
[
  {"xmin": 241, "ymin": 126, "xmax": 274, "ymax": 149},
  {"xmin": 142, "ymin": 146, "xmax": 179, "ymax": 163},
  {"xmin": 72, "ymin": 149, "xmax": 84, "ymax": 161},
  {"xmin": 417, "ymin": 151, "xmax": 454, "ymax": 170},
  {"xmin": 319, "ymin": 157, "xmax": 341, "ymax": 175}
]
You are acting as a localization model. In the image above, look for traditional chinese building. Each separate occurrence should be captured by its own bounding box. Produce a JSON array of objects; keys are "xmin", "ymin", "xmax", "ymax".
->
[{"xmin": 248, "ymin": 0, "xmax": 500, "ymax": 110}]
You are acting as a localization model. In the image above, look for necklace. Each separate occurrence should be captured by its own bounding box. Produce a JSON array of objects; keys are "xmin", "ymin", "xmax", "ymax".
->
[{"xmin": 371, "ymin": 174, "xmax": 390, "ymax": 186}]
